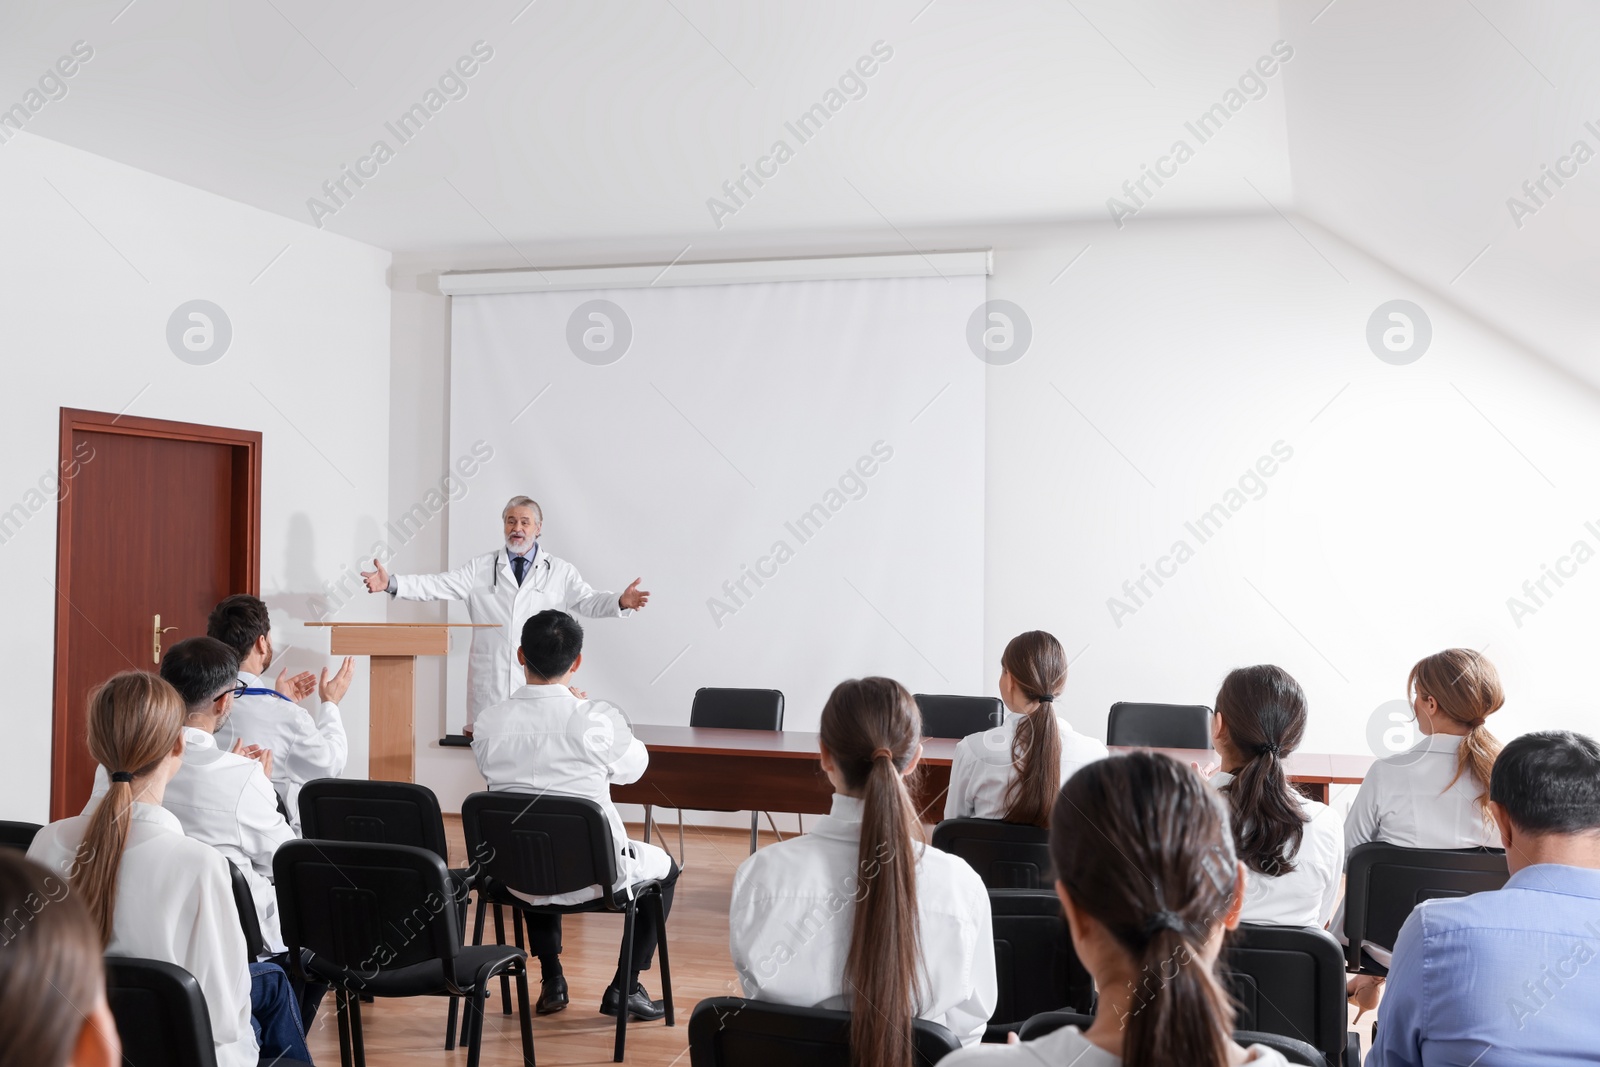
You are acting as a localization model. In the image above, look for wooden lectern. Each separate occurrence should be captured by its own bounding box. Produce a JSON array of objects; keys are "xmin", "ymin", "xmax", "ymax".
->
[{"xmin": 306, "ymin": 622, "xmax": 494, "ymax": 782}]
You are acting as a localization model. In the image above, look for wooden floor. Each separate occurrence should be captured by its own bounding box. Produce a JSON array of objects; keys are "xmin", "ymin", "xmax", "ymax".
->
[
  {"xmin": 304, "ymin": 818, "xmax": 746, "ymax": 1066},
  {"xmin": 304, "ymin": 818, "xmax": 1379, "ymax": 1066}
]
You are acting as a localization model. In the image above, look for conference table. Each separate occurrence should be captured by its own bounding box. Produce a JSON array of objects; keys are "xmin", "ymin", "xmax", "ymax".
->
[{"xmin": 610, "ymin": 724, "xmax": 1374, "ymax": 826}]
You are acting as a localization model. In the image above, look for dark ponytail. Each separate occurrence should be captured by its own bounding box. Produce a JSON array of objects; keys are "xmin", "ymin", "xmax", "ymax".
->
[
  {"xmin": 820, "ymin": 677, "xmax": 923, "ymax": 1067},
  {"xmin": 1213, "ymin": 664, "xmax": 1309, "ymax": 876},
  {"xmin": 1000, "ymin": 631, "xmax": 1066, "ymax": 828},
  {"xmin": 1053, "ymin": 753, "xmax": 1239, "ymax": 1067}
]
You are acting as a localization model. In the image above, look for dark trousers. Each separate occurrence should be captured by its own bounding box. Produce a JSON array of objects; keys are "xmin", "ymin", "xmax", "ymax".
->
[{"xmin": 519, "ymin": 859, "xmax": 679, "ymax": 978}]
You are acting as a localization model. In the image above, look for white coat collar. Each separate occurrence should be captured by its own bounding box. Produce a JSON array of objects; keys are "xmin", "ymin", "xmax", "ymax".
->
[
  {"xmin": 237, "ymin": 669, "xmax": 261, "ymax": 686},
  {"xmin": 182, "ymin": 726, "xmax": 217, "ymax": 751},
  {"xmin": 809, "ymin": 794, "xmax": 866, "ymax": 841},
  {"xmin": 84, "ymin": 796, "xmax": 185, "ymax": 834},
  {"xmin": 1406, "ymin": 732, "xmax": 1466, "ymax": 757},
  {"xmin": 509, "ymin": 682, "xmax": 575, "ymax": 700}
]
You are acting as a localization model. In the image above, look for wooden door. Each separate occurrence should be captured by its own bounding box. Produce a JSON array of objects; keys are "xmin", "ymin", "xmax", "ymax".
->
[{"xmin": 51, "ymin": 408, "xmax": 260, "ymax": 819}]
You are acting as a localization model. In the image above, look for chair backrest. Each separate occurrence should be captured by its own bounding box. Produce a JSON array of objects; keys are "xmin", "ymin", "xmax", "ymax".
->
[
  {"xmin": 105, "ymin": 957, "xmax": 219, "ymax": 1067},
  {"xmin": 690, "ymin": 688, "xmax": 784, "ymax": 731},
  {"xmin": 461, "ymin": 791, "xmax": 620, "ymax": 904},
  {"xmin": 687, "ymin": 997, "xmax": 962, "ymax": 1066},
  {"xmin": 1106, "ymin": 702, "xmax": 1213, "ymax": 749},
  {"xmin": 1221, "ymin": 922, "xmax": 1347, "ymax": 1065},
  {"xmin": 296, "ymin": 778, "xmax": 451, "ymax": 862},
  {"xmin": 0, "ymin": 820, "xmax": 42, "ymax": 851},
  {"xmin": 273, "ymin": 839, "xmax": 462, "ymax": 980},
  {"xmin": 931, "ymin": 818, "xmax": 1052, "ymax": 889},
  {"xmin": 1234, "ymin": 1029, "xmax": 1325, "ymax": 1066},
  {"xmin": 988, "ymin": 889, "xmax": 1095, "ymax": 1027},
  {"xmin": 913, "ymin": 694, "xmax": 1003, "ymax": 740},
  {"xmin": 1017, "ymin": 1013, "xmax": 1321, "ymax": 1065},
  {"xmin": 1344, "ymin": 842, "xmax": 1509, "ymax": 970},
  {"xmin": 226, "ymin": 861, "xmax": 268, "ymax": 961}
]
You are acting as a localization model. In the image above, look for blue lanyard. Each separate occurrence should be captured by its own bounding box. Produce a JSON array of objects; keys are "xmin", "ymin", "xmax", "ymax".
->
[{"xmin": 238, "ymin": 686, "xmax": 296, "ymax": 704}]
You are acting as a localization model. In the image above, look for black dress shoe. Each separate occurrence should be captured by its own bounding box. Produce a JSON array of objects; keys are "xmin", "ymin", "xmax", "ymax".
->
[
  {"xmin": 599, "ymin": 981, "xmax": 665, "ymax": 1021},
  {"xmin": 536, "ymin": 974, "xmax": 569, "ymax": 1015}
]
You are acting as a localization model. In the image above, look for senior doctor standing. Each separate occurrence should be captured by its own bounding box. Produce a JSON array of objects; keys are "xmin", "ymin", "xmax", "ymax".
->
[{"xmin": 361, "ymin": 495, "xmax": 650, "ymax": 733}]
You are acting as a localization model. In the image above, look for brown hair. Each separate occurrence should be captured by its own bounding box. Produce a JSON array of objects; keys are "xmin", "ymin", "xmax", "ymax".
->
[
  {"xmin": 73, "ymin": 671, "xmax": 186, "ymax": 945},
  {"xmin": 1408, "ymin": 648, "xmax": 1503, "ymax": 816},
  {"xmin": 1214, "ymin": 664, "xmax": 1309, "ymax": 875},
  {"xmin": 820, "ymin": 677, "xmax": 923, "ymax": 1067},
  {"xmin": 1000, "ymin": 631, "xmax": 1066, "ymax": 827},
  {"xmin": 1052, "ymin": 753, "xmax": 1239, "ymax": 1067},
  {"xmin": 0, "ymin": 850, "xmax": 107, "ymax": 1067}
]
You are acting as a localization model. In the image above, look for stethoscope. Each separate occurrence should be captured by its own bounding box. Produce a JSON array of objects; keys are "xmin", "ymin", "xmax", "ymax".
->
[{"xmin": 492, "ymin": 547, "xmax": 549, "ymax": 590}]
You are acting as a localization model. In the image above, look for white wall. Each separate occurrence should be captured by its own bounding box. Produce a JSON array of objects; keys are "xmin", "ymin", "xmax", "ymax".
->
[
  {"xmin": 0, "ymin": 132, "xmax": 392, "ymax": 823},
  {"xmin": 391, "ymin": 213, "xmax": 1600, "ymax": 816}
]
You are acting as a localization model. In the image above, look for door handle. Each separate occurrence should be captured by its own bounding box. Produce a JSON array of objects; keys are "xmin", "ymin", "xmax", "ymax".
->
[{"xmin": 153, "ymin": 614, "xmax": 178, "ymax": 664}]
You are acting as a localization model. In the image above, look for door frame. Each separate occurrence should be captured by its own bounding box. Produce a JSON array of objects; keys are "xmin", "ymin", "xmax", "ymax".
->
[{"xmin": 51, "ymin": 407, "xmax": 262, "ymax": 818}]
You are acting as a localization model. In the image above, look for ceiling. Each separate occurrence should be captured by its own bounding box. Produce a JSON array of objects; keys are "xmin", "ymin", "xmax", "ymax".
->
[{"xmin": 4, "ymin": 0, "xmax": 1597, "ymax": 379}]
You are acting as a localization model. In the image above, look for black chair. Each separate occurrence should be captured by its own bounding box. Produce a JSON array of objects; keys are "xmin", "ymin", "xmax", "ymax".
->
[
  {"xmin": 646, "ymin": 687, "xmax": 786, "ymax": 857},
  {"xmin": 1344, "ymin": 842, "xmax": 1509, "ymax": 975},
  {"xmin": 1223, "ymin": 923, "xmax": 1359, "ymax": 1067},
  {"xmin": 914, "ymin": 693, "xmax": 1004, "ymax": 740},
  {"xmin": 297, "ymin": 777, "xmax": 477, "ymax": 1045},
  {"xmin": 462, "ymin": 790, "xmax": 675, "ymax": 1062},
  {"xmin": 226, "ymin": 861, "xmax": 269, "ymax": 961},
  {"xmin": 105, "ymin": 957, "xmax": 219, "ymax": 1067},
  {"xmin": 1017, "ymin": 1012, "xmax": 1322, "ymax": 1065},
  {"xmin": 273, "ymin": 839, "xmax": 533, "ymax": 1067},
  {"xmin": 1106, "ymin": 701, "xmax": 1212, "ymax": 749},
  {"xmin": 0, "ymin": 820, "xmax": 42, "ymax": 851},
  {"xmin": 931, "ymin": 819, "xmax": 1052, "ymax": 889},
  {"xmin": 687, "ymin": 997, "xmax": 963, "ymax": 1066},
  {"xmin": 985, "ymin": 889, "xmax": 1094, "ymax": 1041}
]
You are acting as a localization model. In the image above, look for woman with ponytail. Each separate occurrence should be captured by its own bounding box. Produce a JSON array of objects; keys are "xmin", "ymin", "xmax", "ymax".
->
[
  {"xmin": 945, "ymin": 630, "xmax": 1107, "ymax": 826},
  {"xmin": 1209, "ymin": 665, "xmax": 1343, "ymax": 928},
  {"xmin": 28, "ymin": 672, "xmax": 311, "ymax": 1067},
  {"xmin": 944, "ymin": 752, "xmax": 1290, "ymax": 1066},
  {"xmin": 730, "ymin": 677, "xmax": 996, "ymax": 1060}
]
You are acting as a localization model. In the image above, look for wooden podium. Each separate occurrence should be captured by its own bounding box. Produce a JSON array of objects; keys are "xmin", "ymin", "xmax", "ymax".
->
[{"xmin": 306, "ymin": 622, "xmax": 495, "ymax": 782}]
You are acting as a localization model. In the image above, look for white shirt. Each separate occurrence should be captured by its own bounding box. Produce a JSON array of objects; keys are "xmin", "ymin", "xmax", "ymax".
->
[
  {"xmin": 1211, "ymin": 770, "xmax": 1344, "ymax": 928},
  {"xmin": 730, "ymin": 794, "xmax": 998, "ymax": 1046},
  {"xmin": 28, "ymin": 801, "xmax": 257, "ymax": 1067},
  {"xmin": 393, "ymin": 546, "xmax": 632, "ymax": 726},
  {"xmin": 472, "ymin": 682, "xmax": 669, "ymax": 904},
  {"xmin": 1344, "ymin": 732, "xmax": 1500, "ymax": 854},
  {"xmin": 940, "ymin": 1024, "xmax": 1290, "ymax": 1066},
  {"xmin": 87, "ymin": 726, "xmax": 297, "ymax": 954},
  {"xmin": 229, "ymin": 669, "xmax": 347, "ymax": 832},
  {"xmin": 944, "ymin": 711, "xmax": 1109, "ymax": 821}
]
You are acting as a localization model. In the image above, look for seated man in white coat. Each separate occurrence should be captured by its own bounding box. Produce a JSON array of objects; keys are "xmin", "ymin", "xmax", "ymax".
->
[
  {"xmin": 87, "ymin": 637, "xmax": 296, "ymax": 958},
  {"xmin": 472, "ymin": 609, "xmax": 677, "ymax": 1021},
  {"xmin": 207, "ymin": 593, "xmax": 352, "ymax": 831},
  {"xmin": 362, "ymin": 495, "xmax": 650, "ymax": 735}
]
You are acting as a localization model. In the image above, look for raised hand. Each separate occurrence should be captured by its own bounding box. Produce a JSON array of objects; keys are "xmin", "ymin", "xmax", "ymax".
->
[
  {"xmin": 567, "ymin": 685, "xmax": 588, "ymax": 700},
  {"xmin": 274, "ymin": 668, "xmax": 316, "ymax": 701},
  {"xmin": 620, "ymin": 577, "xmax": 651, "ymax": 611},
  {"xmin": 319, "ymin": 657, "xmax": 355, "ymax": 705},
  {"xmin": 360, "ymin": 557, "xmax": 390, "ymax": 594}
]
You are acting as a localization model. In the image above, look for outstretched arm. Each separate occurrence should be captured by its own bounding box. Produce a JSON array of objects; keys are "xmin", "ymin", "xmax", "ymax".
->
[{"xmin": 367, "ymin": 555, "xmax": 481, "ymax": 602}]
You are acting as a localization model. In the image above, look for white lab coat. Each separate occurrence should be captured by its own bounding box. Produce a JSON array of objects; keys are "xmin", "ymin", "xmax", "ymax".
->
[
  {"xmin": 29, "ymin": 801, "xmax": 258, "ymax": 1067},
  {"xmin": 944, "ymin": 711, "xmax": 1109, "ymax": 821},
  {"xmin": 393, "ymin": 546, "xmax": 632, "ymax": 727},
  {"xmin": 730, "ymin": 794, "xmax": 998, "ymax": 1046},
  {"xmin": 1211, "ymin": 770, "xmax": 1344, "ymax": 929},
  {"xmin": 229, "ymin": 669, "xmax": 347, "ymax": 832},
  {"xmin": 87, "ymin": 727, "xmax": 297, "ymax": 955},
  {"xmin": 472, "ymin": 683, "xmax": 671, "ymax": 904}
]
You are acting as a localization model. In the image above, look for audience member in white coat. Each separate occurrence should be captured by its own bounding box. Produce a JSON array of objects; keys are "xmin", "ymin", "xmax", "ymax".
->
[
  {"xmin": 86, "ymin": 637, "xmax": 296, "ymax": 957},
  {"xmin": 472, "ymin": 609, "xmax": 676, "ymax": 1022},
  {"xmin": 942, "ymin": 752, "xmax": 1290, "ymax": 1067},
  {"xmin": 944, "ymin": 630, "xmax": 1107, "ymax": 825},
  {"xmin": 207, "ymin": 594, "xmax": 351, "ymax": 831},
  {"xmin": 29, "ymin": 673, "xmax": 313, "ymax": 1067},
  {"xmin": 1342, "ymin": 647, "xmax": 1505, "ymax": 1011},
  {"xmin": 1207, "ymin": 665, "xmax": 1343, "ymax": 929},
  {"xmin": 362, "ymin": 495, "xmax": 650, "ymax": 733},
  {"xmin": 730, "ymin": 676, "xmax": 997, "ymax": 1061}
]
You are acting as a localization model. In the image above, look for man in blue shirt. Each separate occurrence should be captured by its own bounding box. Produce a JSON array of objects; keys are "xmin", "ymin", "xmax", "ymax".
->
[{"xmin": 1371, "ymin": 730, "xmax": 1600, "ymax": 1066}]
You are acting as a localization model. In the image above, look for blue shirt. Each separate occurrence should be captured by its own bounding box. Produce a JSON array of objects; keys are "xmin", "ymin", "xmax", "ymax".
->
[{"xmin": 1370, "ymin": 863, "xmax": 1600, "ymax": 1067}]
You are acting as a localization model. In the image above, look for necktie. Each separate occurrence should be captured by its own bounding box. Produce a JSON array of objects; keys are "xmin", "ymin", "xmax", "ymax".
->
[{"xmin": 512, "ymin": 554, "xmax": 528, "ymax": 586}]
